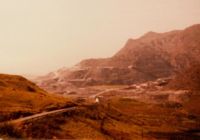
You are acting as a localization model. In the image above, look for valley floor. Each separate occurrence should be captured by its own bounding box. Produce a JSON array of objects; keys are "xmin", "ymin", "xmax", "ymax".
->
[{"xmin": 1, "ymin": 83, "xmax": 200, "ymax": 140}]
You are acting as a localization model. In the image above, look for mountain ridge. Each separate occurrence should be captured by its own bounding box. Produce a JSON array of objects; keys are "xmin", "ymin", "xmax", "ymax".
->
[{"xmin": 35, "ymin": 24, "xmax": 200, "ymax": 94}]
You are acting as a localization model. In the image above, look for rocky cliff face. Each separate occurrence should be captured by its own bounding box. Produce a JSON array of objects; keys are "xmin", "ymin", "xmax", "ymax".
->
[
  {"xmin": 168, "ymin": 63, "xmax": 200, "ymax": 90},
  {"xmin": 36, "ymin": 24, "xmax": 200, "ymax": 94}
]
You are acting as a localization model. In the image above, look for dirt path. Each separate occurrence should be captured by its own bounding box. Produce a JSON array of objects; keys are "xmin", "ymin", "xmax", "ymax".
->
[
  {"xmin": 90, "ymin": 89, "xmax": 116, "ymax": 99},
  {"xmin": 2, "ymin": 107, "xmax": 77, "ymax": 124}
]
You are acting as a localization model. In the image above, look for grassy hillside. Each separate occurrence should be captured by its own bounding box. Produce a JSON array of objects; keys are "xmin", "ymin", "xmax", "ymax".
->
[
  {"xmin": 0, "ymin": 74, "xmax": 70, "ymax": 122},
  {"xmin": 2, "ymin": 97, "xmax": 199, "ymax": 139}
]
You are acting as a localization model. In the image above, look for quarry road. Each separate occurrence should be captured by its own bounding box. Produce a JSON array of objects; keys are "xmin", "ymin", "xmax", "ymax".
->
[
  {"xmin": 2, "ymin": 107, "xmax": 77, "ymax": 125},
  {"xmin": 90, "ymin": 89, "xmax": 116, "ymax": 98}
]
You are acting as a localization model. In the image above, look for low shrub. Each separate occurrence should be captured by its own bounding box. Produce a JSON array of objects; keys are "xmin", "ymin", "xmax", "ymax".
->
[{"xmin": 0, "ymin": 123, "xmax": 23, "ymax": 138}]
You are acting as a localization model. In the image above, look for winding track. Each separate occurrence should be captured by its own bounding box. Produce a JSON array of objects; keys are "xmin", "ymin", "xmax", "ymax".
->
[{"xmin": 1, "ymin": 107, "xmax": 77, "ymax": 125}]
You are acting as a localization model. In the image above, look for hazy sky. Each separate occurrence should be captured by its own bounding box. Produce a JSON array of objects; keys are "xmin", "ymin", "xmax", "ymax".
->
[{"xmin": 0, "ymin": 0, "xmax": 200, "ymax": 75}]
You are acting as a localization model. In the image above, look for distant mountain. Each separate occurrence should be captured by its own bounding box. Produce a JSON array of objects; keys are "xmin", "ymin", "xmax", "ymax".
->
[{"xmin": 36, "ymin": 24, "xmax": 200, "ymax": 94}]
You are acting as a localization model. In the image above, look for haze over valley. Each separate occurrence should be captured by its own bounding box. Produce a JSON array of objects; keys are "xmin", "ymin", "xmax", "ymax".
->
[{"xmin": 0, "ymin": 0, "xmax": 200, "ymax": 139}]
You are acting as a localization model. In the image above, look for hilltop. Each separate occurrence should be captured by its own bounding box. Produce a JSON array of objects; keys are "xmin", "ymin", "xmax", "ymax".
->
[{"xmin": 0, "ymin": 74, "xmax": 69, "ymax": 122}]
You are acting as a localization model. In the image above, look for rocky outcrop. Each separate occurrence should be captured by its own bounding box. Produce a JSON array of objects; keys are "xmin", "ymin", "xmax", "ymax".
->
[{"xmin": 168, "ymin": 63, "xmax": 200, "ymax": 90}]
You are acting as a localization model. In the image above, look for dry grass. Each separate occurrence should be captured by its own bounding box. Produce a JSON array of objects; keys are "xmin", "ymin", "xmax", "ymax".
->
[
  {"xmin": 0, "ymin": 123, "xmax": 23, "ymax": 138},
  {"xmin": 5, "ymin": 98, "xmax": 199, "ymax": 139},
  {"xmin": 0, "ymin": 74, "xmax": 199, "ymax": 139},
  {"xmin": 0, "ymin": 74, "xmax": 70, "ymax": 122}
]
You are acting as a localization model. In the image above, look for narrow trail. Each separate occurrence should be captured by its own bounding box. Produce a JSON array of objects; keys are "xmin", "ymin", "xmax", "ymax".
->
[
  {"xmin": 89, "ymin": 89, "xmax": 116, "ymax": 98},
  {"xmin": 1, "ymin": 107, "xmax": 77, "ymax": 125}
]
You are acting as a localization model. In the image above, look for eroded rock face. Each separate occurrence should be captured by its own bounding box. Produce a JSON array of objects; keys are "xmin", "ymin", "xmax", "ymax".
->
[
  {"xmin": 168, "ymin": 63, "xmax": 200, "ymax": 90},
  {"xmin": 35, "ymin": 24, "xmax": 200, "ymax": 94}
]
